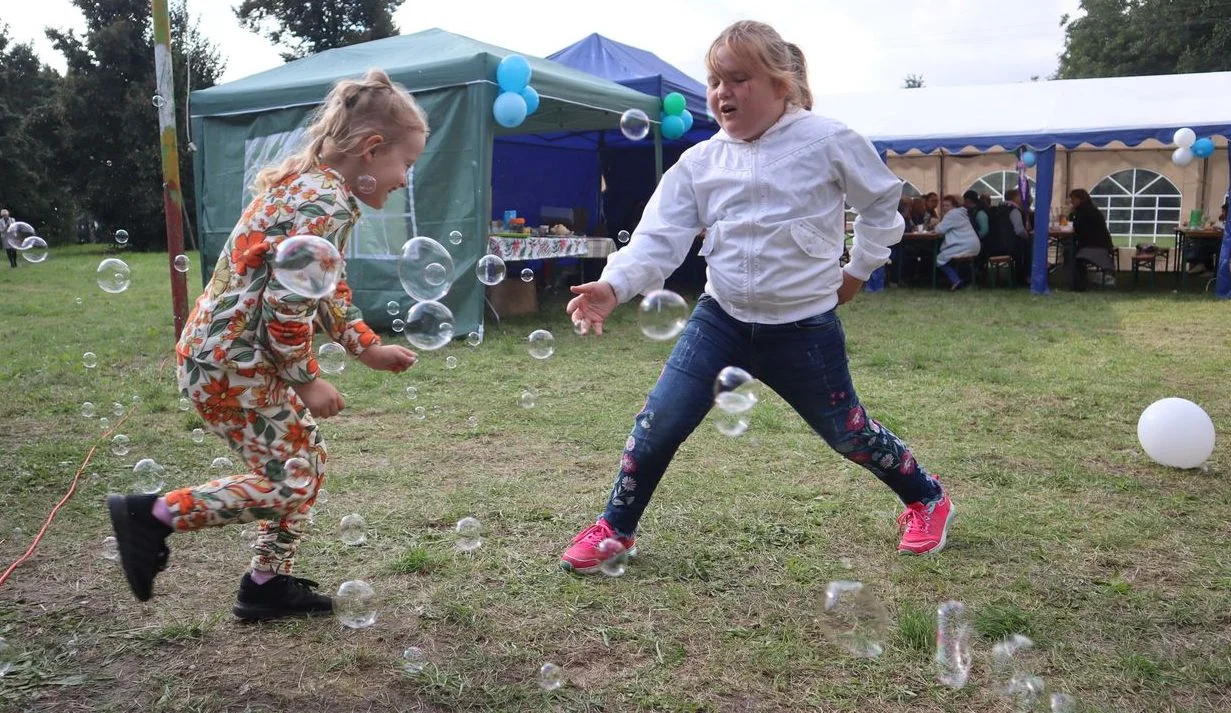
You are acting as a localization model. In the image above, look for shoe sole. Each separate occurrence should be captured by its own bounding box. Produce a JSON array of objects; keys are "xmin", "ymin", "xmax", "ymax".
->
[
  {"xmin": 108, "ymin": 494, "xmax": 156, "ymax": 602},
  {"xmin": 898, "ymin": 503, "xmax": 955, "ymax": 556},
  {"xmin": 560, "ymin": 546, "xmax": 638, "ymax": 575},
  {"xmin": 232, "ymin": 604, "xmax": 333, "ymax": 622}
]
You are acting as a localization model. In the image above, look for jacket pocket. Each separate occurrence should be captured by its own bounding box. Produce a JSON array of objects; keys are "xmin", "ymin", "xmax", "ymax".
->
[
  {"xmin": 789, "ymin": 220, "xmax": 830, "ymax": 259},
  {"xmin": 697, "ymin": 226, "xmax": 718, "ymax": 257}
]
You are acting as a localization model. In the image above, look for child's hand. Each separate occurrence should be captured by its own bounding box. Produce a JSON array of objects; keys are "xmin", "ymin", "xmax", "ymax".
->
[
  {"xmin": 358, "ymin": 344, "xmax": 417, "ymax": 373},
  {"xmin": 566, "ymin": 281, "xmax": 618, "ymax": 336},
  {"xmin": 292, "ymin": 378, "xmax": 345, "ymax": 419}
]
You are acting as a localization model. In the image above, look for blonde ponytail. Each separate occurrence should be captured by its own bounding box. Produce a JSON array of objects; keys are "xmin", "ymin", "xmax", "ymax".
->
[{"xmin": 252, "ymin": 68, "xmax": 429, "ymax": 194}]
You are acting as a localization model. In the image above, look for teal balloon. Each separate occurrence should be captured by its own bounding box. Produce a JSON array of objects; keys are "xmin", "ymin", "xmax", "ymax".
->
[
  {"xmin": 663, "ymin": 92, "xmax": 687, "ymax": 116},
  {"xmin": 1021, "ymin": 150, "xmax": 1037, "ymax": 168},
  {"xmin": 1191, "ymin": 137, "xmax": 1215, "ymax": 158},
  {"xmin": 497, "ymin": 55, "xmax": 532, "ymax": 93},
  {"xmin": 679, "ymin": 109, "xmax": 694, "ymax": 132},
  {"xmin": 520, "ymin": 85, "xmax": 540, "ymax": 115},
  {"xmin": 662, "ymin": 114, "xmax": 686, "ymax": 140},
  {"xmin": 493, "ymin": 91, "xmax": 527, "ymax": 128}
]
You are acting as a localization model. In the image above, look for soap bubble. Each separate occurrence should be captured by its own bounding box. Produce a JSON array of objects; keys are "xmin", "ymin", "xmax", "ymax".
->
[
  {"xmin": 475, "ymin": 255, "xmax": 507, "ymax": 285},
  {"xmin": 190, "ymin": 428, "xmax": 205, "ymax": 444},
  {"xmin": 404, "ymin": 386, "xmax": 418, "ymax": 400},
  {"xmin": 520, "ymin": 267, "xmax": 534, "ymax": 283},
  {"xmin": 114, "ymin": 229, "xmax": 129, "ymax": 245},
  {"xmin": 355, "ymin": 174, "xmax": 377, "ymax": 194},
  {"xmin": 637, "ymin": 289, "xmax": 688, "ymax": 341},
  {"xmin": 282, "ymin": 457, "xmax": 314, "ymax": 490},
  {"xmin": 177, "ymin": 397, "xmax": 192, "ymax": 412},
  {"xmin": 110, "ymin": 434, "xmax": 131, "ymax": 457},
  {"xmin": 1050, "ymin": 693, "xmax": 1078, "ymax": 712},
  {"xmin": 82, "ymin": 352, "xmax": 98, "ymax": 369},
  {"xmin": 539, "ymin": 662, "xmax": 564, "ymax": 691},
  {"xmin": 172, "ymin": 254, "xmax": 190, "ymax": 273},
  {"xmin": 412, "ymin": 406, "xmax": 426, "ymax": 420},
  {"xmin": 391, "ymin": 318, "xmax": 405, "ymax": 333},
  {"xmin": 18, "ymin": 236, "xmax": 48, "ymax": 263},
  {"xmin": 272, "ymin": 235, "xmax": 342, "ymax": 299},
  {"xmin": 402, "ymin": 646, "xmax": 428, "ymax": 674},
  {"xmin": 935, "ymin": 601, "xmax": 973, "ymax": 689},
  {"xmin": 210, "ymin": 457, "xmax": 235, "ymax": 471},
  {"xmin": 98, "ymin": 417, "xmax": 110, "ymax": 431},
  {"xmin": 445, "ymin": 355, "xmax": 458, "ymax": 370},
  {"xmin": 466, "ymin": 330, "xmax": 483, "ymax": 347},
  {"xmin": 132, "ymin": 458, "xmax": 166, "ymax": 494},
  {"xmin": 617, "ymin": 230, "xmax": 630, "ymax": 244},
  {"xmin": 598, "ymin": 538, "xmax": 629, "ymax": 577},
  {"xmin": 466, "ymin": 415, "xmax": 478, "ymax": 429},
  {"xmin": 3, "ymin": 221, "xmax": 34, "ymax": 250},
  {"xmin": 151, "ymin": 94, "xmax": 165, "ymax": 107},
  {"xmin": 714, "ymin": 366, "xmax": 760, "ymax": 414},
  {"xmin": 822, "ymin": 580, "xmax": 889, "ymax": 658},
  {"xmin": 239, "ymin": 524, "xmax": 258, "ymax": 543},
  {"xmin": 96, "ymin": 258, "xmax": 132, "ymax": 293},
  {"xmin": 714, "ymin": 411, "xmax": 749, "ymax": 437},
  {"xmin": 317, "ymin": 342, "xmax": 346, "ymax": 374},
  {"xmin": 81, "ymin": 401, "xmax": 96, "ymax": 418},
  {"xmin": 448, "ymin": 230, "xmax": 463, "ymax": 245},
  {"xmin": 339, "ymin": 513, "xmax": 367, "ymax": 546},
  {"xmin": 527, "ymin": 330, "xmax": 555, "ymax": 359},
  {"xmin": 74, "ymin": 297, "xmax": 83, "ymax": 306},
  {"xmin": 518, "ymin": 390, "xmax": 536, "ymax": 409},
  {"xmin": 620, "ymin": 108, "xmax": 651, "ymax": 141},
  {"xmin": 336, "ymin": 580, "xmax": 377, "ymax": 629},
  {"xmin": 398, "ymin": 237, "xmax": 454, "ymax": 302},
  {"xmin": 0, "ymin": 637, "xmax": 15, "ymax": 677},
  {"xmin": 386, "ymin": 300, "xmax": 401, "ymax": 315},
  {"xmin": 404, "ymin": 300, "xmax": 455, "ymax": 351},
  {"xmin": 100, "ymin": 536, "xmax": 119, "ymax": 561},
  {"xmin": 992, "ymin": 634, "xmax": 1036, "ymax": 698},
  {"xmin": 455, "ymin": 516, "xmax": 482, "ymax": 552},
  {"xmin": 111, "ymin": 401, "xmax": 125, "ymax": 417}
]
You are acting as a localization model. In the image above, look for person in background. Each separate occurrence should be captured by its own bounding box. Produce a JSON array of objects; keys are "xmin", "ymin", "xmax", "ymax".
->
[
  {"xmin": 963, "ymin": 190, "xmax": 989, "ymax": 241},
  {"xmin": 933, "ymin": 194, "xmax": 981, "ymax": 291},
  {"xmin": 0, "ymin": 209, "xmax": 15, "ymax": 267},
  {"xmin": 1002, "ymin": 189, "xmax": 1032, "ymax": 285},
  {"xmin": 924, "ymin": 192, "xmax": 940, "ymax": 223},
  {"xmin": 1066, "ymin": 188, "xmax": 1117, "ymax": 291},
  {"xmin": 1184, "ymin": 201, "xmax": 1226, "ymax": 277}
]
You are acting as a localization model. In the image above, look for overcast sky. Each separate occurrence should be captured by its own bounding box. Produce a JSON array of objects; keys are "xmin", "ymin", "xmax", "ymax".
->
[{"xmin": 4, "ymin": 0, "xmax": 1083, "ymax": 94}]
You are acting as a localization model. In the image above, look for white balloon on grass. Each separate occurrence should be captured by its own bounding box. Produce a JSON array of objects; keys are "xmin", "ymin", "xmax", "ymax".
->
[{"xmin": 1137, "ymin": 397, "xmax": 1215, "ymax": 469}]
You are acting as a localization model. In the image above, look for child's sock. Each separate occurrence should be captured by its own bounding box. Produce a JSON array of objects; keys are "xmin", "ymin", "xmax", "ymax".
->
[
  {"xmin": 250, "ymin": 570, "xmax": 276, "ymax": 585},
  {"xmin": 151, "ymin": 498, "xmax": 174, "ymax": 528}
]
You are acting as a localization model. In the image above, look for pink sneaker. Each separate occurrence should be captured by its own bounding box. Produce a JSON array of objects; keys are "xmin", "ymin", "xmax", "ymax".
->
[
  {"xmin": 896, "ymin": 492, "xmax": 954, "ymax": 555},
  {"xmin": 560, "ymin": 518, "xmax": 637, "ymax": 574}
]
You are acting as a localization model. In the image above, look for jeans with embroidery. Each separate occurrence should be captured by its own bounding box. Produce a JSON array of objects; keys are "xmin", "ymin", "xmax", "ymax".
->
[{"xmin": 602, "ymin": 294, "xmax": 943, "ymax": 537}]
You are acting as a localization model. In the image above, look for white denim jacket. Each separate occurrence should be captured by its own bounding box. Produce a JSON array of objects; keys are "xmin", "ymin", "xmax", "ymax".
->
[{"xmin": 601, "ymin": 107, "xmax": 905, "ymax": 324}]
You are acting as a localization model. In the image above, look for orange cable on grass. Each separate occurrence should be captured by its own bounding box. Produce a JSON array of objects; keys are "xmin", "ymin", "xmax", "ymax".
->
[{"xmin": 0, "ymin": 408, "xmax": 135, "ymax": 588}]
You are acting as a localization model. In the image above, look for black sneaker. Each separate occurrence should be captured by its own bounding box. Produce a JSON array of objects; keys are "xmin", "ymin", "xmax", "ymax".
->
[
  {"xmin": 233, "ymin": 573, "xmax": 333, "ymax": 621},
  {"xmin": 107, "ymin": 494, "xmax": 173, "ymax": 602}
]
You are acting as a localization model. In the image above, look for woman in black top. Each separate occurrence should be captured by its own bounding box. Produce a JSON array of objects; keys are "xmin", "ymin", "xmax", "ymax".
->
[{"xmin": 1067, "ymin": 189, "xmax": 1117, "ymax": 291}]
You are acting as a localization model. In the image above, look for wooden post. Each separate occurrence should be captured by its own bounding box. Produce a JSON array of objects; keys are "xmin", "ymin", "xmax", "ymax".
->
[{"xmin": 152, "ymin": 0, "xmax": 189, "ymax": 339}]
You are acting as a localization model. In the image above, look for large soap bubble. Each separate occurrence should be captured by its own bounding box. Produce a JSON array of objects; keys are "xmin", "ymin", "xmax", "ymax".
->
[
  {"xmin": 404, "ymin": 300, "xmax": 455, "ymax": 351},
  {"xmin": 398, "ymin": 237, "xmax": 454, "ymax": 302},
  {"xmin": 272, "ymin": 235, "xmax": 342, "ymax": 299}
]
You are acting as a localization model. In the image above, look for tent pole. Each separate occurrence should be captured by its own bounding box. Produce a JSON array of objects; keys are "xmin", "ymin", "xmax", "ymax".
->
[
  {"xmin": 1030, "ymin": 146, "xmax": 1056, "ymax": 295},
  {"xmin": 654, "ymin": 126, "xmax": 664, "ymax": 183},
  {"xmin": 152, "ymin": 0, "xmax": 188, "ymax": 339},
  {"xmin": 1197, "ymin": 156, "xmax": 1209, "ymax": 216},
  {"xmin": 1063, "ymin": 148, "xmax": 1072, "ymax": 197},
  {"xmin": 938, "ymin": 150, "xmax": 946, "ymax": 196}
]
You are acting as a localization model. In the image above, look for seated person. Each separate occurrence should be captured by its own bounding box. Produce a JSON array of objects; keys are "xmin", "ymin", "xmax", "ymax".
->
[
  {"xmin": 934, "ymin": 194, "xmax": 982, "ymax": 291},
  {"xmin": 1185, "ymin": 201, "xmax": 1227, "ymax": 276},
  {"xmin": 1066, "ymin": 188, "xmax": 1117, "ymax": 291}
]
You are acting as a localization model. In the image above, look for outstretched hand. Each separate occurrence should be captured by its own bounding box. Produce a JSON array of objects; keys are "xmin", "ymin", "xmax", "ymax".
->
[
  {"xmin": 358, "ymin": 344, "xmax": 417, "ymax": 373},
  {"xmin": 565, "ymin": 281, "xmax": 618, "ymax": 336}
]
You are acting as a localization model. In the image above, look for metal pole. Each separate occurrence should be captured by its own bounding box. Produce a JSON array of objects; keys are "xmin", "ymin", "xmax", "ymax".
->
[{"xmin": 152, "ymin": 0, "xmax": 189, "ymax": 338}]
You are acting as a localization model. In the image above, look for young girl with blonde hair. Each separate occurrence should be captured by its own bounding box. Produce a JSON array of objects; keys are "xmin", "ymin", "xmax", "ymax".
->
[
  {"xmin": 562, "ymin": 21, "xmax": 954, "ymax": 573},
  {"xmin": 109, "ymin": 69, "xmax": 425, "ymax": 619}
]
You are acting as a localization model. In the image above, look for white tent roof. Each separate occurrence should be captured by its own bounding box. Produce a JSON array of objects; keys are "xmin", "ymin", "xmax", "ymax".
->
[{"xmin": 812, "ymin": 71, "xmax": 1231, "ymax": 153}]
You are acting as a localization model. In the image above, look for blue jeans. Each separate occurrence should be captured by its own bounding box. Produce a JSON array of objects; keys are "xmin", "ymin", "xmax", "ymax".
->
[{"xmin": 602, "ymin": 294, "xmax": 943, "ymax": 537}]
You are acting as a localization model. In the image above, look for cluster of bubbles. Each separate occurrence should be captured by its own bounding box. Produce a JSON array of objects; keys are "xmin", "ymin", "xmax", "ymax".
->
[{"xmin": 3, "ymin": 222, "xmax": 49, "ymax": 264}]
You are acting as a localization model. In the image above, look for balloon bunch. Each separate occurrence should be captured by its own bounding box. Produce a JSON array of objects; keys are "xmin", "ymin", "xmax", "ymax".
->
[
  {"xmin": 493, "ymin": 55, "xmax": 540, "ymax": 129},
  {"xmin": 1171, "ymin": 127, "xmax": 1216, "ymax": 166},
  {"xmin": 659, "ymin": 92, "xmax": 693, "ymax": 140}
]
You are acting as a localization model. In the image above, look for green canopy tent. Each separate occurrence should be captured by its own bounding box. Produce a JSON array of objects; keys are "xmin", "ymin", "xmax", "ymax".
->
[{"xmin": 189, "ymin": 27, "xmax": 661, "ymax": 334}]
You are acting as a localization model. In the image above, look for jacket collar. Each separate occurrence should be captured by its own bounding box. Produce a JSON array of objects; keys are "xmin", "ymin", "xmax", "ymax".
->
[{"xmin": 713, "ymin": 105, "xmax": 810, "ymax": 144}]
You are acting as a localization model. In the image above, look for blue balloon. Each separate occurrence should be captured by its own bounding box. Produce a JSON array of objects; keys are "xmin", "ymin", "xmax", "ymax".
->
[
  {"xmin": 1021, "ymin": 150, "xmax": 1037, "ymax": 168},
  {"xmin": 1191, "ymin": 137, "xmax": 1215, "ymax": 158},
  {"xmin": 493, "ymin": 92, "xmax": 527, "ymax": 128},
  {"xmin": 496, "ymin": 54, "xmax": 532, "ymax": 93},
  {"xmin": 520, "ymin": 85, "xmax": 540, "ymax": 115},
  {"xmin": 661, "ymin": 114, "xmax": 686, "ymax": 140},
  {"xmin": 679, "ymin": 109, "xmax": 694, "ymax": 132}
]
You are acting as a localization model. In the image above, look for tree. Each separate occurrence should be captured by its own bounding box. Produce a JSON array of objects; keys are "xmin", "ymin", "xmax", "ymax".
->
[
  {"xmin": 903, "ymin": 74, "xmax": 925, "ymax": 89},
  {"xmin": 46, "ymin": 0, "xmax": 224, "ymax": 251},
  {"xmin": 235, "ymin": 0, "xmax": 405, "ymax": 62},
  {"xmin": 1056, "ymin": 0, "xmax": 1231, "ymax": 79},
  {"xmin": 0, "ymin": 28, "xmax": 75, "ymax": 242}
]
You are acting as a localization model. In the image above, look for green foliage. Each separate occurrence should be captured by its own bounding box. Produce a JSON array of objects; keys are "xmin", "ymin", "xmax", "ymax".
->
[
  {"xmin": 1057, "ymin": 0, "xmax": 1231, "ymax": 78},
  {"xmin": 43, "ymin": 0, "xmax": 224, "ymax": 251},
  {"xmin": 234, "ymin": 0, "xmax": 405, "ymax": 62}
]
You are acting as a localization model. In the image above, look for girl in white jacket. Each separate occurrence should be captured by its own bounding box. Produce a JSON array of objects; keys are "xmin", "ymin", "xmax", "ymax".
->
[{"xmin": 560, "ymin": 20, "xmax": 954, "ymax": 574}]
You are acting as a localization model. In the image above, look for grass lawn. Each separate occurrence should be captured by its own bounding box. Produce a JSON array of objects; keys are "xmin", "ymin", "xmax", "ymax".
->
[{"xmin": 1, "ymin": 245, "xmax": 1229, "ymax": 712}]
